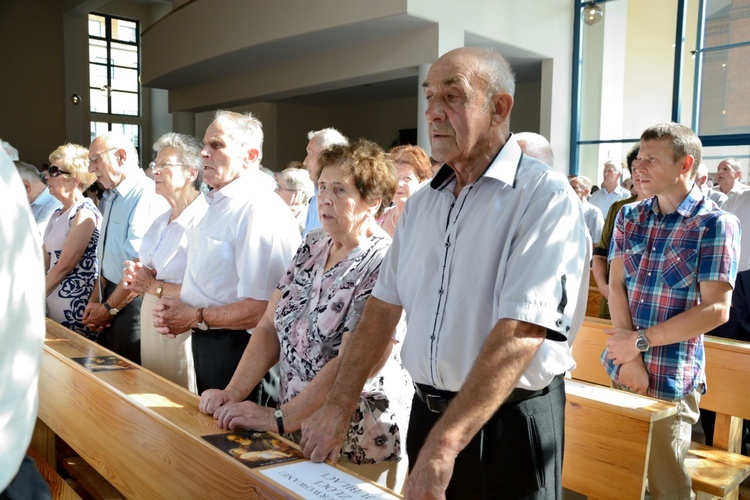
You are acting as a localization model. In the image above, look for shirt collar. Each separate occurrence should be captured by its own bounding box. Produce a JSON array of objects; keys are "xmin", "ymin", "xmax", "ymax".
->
[
  {"xmin": 32, "ymin": 187, "xmax": 53, "ymax": 207},
  {"xmin": 111, "ymin": 169, "xmax": 144, "ymax": 197},
  {"xmin": 208, "ymin": 170, "xmax": 264, "ymax": 204},
  {"xmin": 648, "ymin": 184, "xmax": 703, "ymax": 218},
  {"xmin": 429, "ymin": 134, "xmax": 521, "ymax": 192}
]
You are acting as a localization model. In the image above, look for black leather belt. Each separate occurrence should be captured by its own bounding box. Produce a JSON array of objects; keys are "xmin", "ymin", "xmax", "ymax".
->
[{"xmin": 415, "ymin": 374, "xmax": 565, "ymax": 414}]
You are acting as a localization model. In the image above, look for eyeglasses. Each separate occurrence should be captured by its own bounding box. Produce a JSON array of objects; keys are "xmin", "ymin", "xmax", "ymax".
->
[
  {"xmin": 275, "ymin": 185, "xmax": 299, "ymax": 193},
  {"xmin": 148, "ymin": 161, "xmax": 183, "ymax": 173},
  {"xmin": 47, "ymin": 165, "xmax": 71, "ymax": 177},
  {"xmin": 89, "ymin": 147, "xmax": 117, "ymax": 164}
]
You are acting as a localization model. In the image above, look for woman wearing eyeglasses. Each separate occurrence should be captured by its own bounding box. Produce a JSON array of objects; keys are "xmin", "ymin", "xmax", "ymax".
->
[
  {"xmin": 121, "ymin": 133, "xmax": 208, "ymax": 392},
  {"xmin": 43, "ymin": 144, "xmax": 102, "ymax": 339}
]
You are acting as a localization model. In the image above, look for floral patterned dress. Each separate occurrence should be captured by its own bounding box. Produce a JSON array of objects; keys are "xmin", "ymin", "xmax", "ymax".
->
[
  {"xmin": 274, "ymin": 228, "xmax": 408, "ymax": 464},
  {"xmin": 44, "ymin": 198, "xmax": 101, "ymax": 339}
]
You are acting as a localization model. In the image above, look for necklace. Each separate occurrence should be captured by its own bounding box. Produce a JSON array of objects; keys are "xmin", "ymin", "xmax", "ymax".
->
[{"xmin": 389, "ymin": 207, "xmax": 399, "ymax": 229}]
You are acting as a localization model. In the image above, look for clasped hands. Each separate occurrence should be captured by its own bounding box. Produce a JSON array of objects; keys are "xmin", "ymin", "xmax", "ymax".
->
[
  {"xmin": 198, "ymin": 389, "xmax": 274, "ymax": 431},
  {"xmin": 604, "ymin": 327, "xmax": 649, "ymax": 395}
]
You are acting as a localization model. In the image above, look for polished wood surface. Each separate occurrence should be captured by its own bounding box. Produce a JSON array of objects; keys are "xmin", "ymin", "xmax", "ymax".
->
[
  {"xmin": 563, "ymin": 379, "xmax": 675, "ymax": 499},
  {"xmin": 39, "ymin": 319, "xmax": 399, "ymax": 499},
  {"xmin": 571, "ymin": 317, "xmax": 750, "ymax": 499},
  {"xmin": 27, "ymin": 445, "xmax": 81, "ymax": 500}
]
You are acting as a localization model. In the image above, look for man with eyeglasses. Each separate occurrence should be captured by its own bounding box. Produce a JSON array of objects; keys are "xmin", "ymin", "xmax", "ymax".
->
[
  {"xmin": 14, "ymin": 160, "xmax": 61, "ymax": 237},
  {"xmin": 82, "ymin": 132, "xmax": 166, "ymax": 364},
  {"xmin": 152, "ymin": 110, "xmax": 300, "ymax": 405}
]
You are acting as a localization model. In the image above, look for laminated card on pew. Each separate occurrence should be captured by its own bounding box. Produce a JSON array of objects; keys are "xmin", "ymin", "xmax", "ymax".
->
[
  {"xmin": 260, "ymin": 461, "xmax": 400, "ymax": 499},
  {"xmin": 202, "ymin": 431, "xmax": 304, "ymax": 469}
]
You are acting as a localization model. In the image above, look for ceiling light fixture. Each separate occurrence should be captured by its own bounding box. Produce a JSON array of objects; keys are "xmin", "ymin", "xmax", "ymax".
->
[{"xmin": 583, "ymin": 2, "xmax": 603, "ymax": 26}]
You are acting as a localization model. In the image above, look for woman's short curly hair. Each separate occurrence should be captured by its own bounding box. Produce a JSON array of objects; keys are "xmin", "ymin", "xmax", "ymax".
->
[
  {"xmin": 318, "ymin": 139, "xmax": 396, "ymax": 219},
  {"xmin": 389, "ymin": 144, "xmax": 432, "ymax": 182},
  {"xmin": 49, "ymin": 144, "xmax": 97, "ymax": 190}
]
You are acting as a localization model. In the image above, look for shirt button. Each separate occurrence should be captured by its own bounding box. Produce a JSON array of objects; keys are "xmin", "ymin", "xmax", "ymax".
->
[
  {"xmin": 438, "ymin": 289, "xmax": 443, "ymax": 295},
  {"xmin": 640, "ymin": 299, "xmax": 644, "ymax": 303},
  {"xmin": 677, "ymin": 257, "xmax": 681, "ymax": 261},
  {"xmin": 648, "ymin": 272, "xmax": 652, "ymax": 276},
  {"xmin": 445, "ymin": 241, "xmax": 451, "ymax": 248},
  {"xmin": 652, "ymin": 247, "xmax": 656, "ymax": 251}
]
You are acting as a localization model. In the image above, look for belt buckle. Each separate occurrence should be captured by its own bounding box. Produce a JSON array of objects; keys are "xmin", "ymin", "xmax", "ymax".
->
[{"xmin": 425, "ymin": 394, "xmax": 445, "ymax": 413}]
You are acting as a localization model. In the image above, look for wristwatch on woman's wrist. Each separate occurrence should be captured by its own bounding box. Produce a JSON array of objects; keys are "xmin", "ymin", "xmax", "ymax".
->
[
  {"xmin": 274, "ymin": 407, "xmax": 285, "ymax": 435},
  {"xmin": 103, "ymin": 301, "xmax": 119, "ymax": 316}
]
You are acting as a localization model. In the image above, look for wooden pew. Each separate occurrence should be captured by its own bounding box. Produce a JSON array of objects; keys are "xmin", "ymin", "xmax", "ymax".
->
[
  {"xmin": 571, "ymin": 317, "xmax": 750, "ymax": 499},
  {"xmin": 562, "ymin": 379, "xmax": 676, "ymax": 499},
  {"xmin": 38, "ymin": 319, "xmax": 400, "ymax": 499}
]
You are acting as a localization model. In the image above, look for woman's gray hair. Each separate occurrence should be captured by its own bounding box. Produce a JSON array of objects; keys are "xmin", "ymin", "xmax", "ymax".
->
[
  {"xmin": 153, "ymin": 132, "xmax": 203, "ymax": 190},
  {"xmin": 277, "ymin": 167, "xmax": 314, "ymax": 205}
]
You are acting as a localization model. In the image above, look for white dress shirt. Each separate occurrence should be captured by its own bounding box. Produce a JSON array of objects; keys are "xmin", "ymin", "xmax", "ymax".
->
[
  {"xmin": 139, "ymin": 194, "xmax": 209, "ymax": 283},
  {"xmin": 31, "ymin": 186, "xmax": 62, "ymax": 237},
  {"xmin": 721, "ymin": 190, "xmax": 750, "ymax": 272},
  {"xmin": 581, "ymin": 200, "xmax": 604, "ymax": 246},
  {"xmin": 0, "ymin": 149, "xmax": 46, "ymax": 490},
  {"xmin": 180, "ymin": 171, "xmax": 301, "ymax": 326},
  {"xmin": 372, "ymin": 137, "xmax": 591, "ymax": 392},
  {"xmin": 589, "ymin": 183, "xmax": 631, "ymax": 219}
]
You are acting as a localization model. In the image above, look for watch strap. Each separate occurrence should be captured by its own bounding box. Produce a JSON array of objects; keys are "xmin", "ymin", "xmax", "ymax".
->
[
  {"xmin": 196, "ymin": 307, "xmax": 208, "ymax": 330},
  {"xmin": 274, "ymin": 408, "xmax": 285, "ymax": 435},
  {"xmin": 103, "ymin": 301, "xmax": 118, "ymax": 316}
]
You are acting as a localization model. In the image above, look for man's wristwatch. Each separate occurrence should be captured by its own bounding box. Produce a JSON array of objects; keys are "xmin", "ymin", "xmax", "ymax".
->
[
  {"xmin": 196, "ymin": 307, "xmax": 209, "ymax": 331},
  {"xmin": 274, "ymin": 407, "xmax": 285, "ymax": 435},
  {"xmin": 636, "ymin": 329, "xmax": 650, "ymax": 352},
  {"xmin": 103, "ymin": 301, "xmax": 119, "ymax": 316},
  {"xmin": 156, "ymin": 281, "xmax": 165, "ymax": 299}
]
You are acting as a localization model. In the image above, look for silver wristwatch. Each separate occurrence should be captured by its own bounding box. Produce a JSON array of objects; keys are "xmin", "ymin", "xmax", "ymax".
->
[{"xmin": 635, "ymin": 329, "xmax": 650, "ymax": 352}]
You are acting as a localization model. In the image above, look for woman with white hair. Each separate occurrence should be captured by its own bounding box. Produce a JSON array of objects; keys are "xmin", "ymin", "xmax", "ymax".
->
[
  {"xmin": 43, "ymin": 144, "xmax": 101, "ymax": 338},
  {"xmin": 275, "ymin": 167, "xmax": 314, "ymax": 233},
  {"xmin": 122, "ymin": 132, "xmax": 208, "ymax": 392}
]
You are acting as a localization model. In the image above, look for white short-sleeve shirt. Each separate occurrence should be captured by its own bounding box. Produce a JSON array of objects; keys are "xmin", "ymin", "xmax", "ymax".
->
[
  {"xmin": 139, "ymin": 193, "xmax": 209, "ymax": 284},
  {"xmin": 180, "ymin": 171, "xmax": 301, "ymax": 323},
  {"xmin": 372, "ymin": 136, "xmax": 591, "ymax": 391}
]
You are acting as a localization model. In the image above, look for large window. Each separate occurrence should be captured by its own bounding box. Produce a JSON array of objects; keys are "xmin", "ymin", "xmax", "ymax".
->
[
  {"xmin": 88, "ymin": 13, "xmax": 141, "ymax": 152},
  {"xmin": 572, "ymin": 0, "xmax": 750, "ymax": 183}
]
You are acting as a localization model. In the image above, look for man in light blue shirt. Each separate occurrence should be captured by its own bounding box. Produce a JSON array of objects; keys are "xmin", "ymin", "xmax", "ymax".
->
[
  {"xmin": 82, "ymin": 132, "xmax": 165, "ymax": 363},
  {"xmin": 302, "ymin": 128, "xmax": 348, "ymax": 236},
  {"xmin": 16, "ymin": 161, "xmax": 61, "ymax": 237}
]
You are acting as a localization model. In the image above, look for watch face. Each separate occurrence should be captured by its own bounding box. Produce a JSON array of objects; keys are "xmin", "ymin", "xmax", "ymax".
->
[
  {"xmin": 197, "ymin": 322, "xmax": 209, "ymax": 331},
  {"xmin": 274, "ymin": 409, "xmax": 283, "ymax": 418},
  {"xmin": 110, "ymin": 308, "xmax": 119, "ymax": 315},
  {"xmin": 636, "ymin": 336, "xmax": 649, "ymax": 351}
]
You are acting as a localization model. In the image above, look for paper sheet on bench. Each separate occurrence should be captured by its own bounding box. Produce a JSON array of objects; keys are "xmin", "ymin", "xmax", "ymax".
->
[{"xmin": 260, "ymin": 461, "xmax": 399, "ymax": 499}]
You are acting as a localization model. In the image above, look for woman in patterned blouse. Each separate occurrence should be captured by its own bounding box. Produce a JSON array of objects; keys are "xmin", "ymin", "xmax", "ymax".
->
[{"xmin": 199, "ymin": 139, "xmax": 413, "ymax": 491}]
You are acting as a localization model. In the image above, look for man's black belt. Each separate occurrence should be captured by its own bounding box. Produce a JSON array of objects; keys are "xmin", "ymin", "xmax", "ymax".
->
[{"xmin": 414, "ymin": 374, "xmax": 565, "ymax": 414}]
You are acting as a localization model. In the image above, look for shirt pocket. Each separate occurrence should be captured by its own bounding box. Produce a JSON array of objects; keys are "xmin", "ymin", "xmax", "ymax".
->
[
  {"xmin": 661, "ymin": 247, "xmax": 697, "ymax": 290},
  {"xmin": 623, "ymin": 239, "xmax": 647, "ymax": 280},
  {"xmin": 196, "ymin": 234, "xmax": 235, "ymax": 285}
]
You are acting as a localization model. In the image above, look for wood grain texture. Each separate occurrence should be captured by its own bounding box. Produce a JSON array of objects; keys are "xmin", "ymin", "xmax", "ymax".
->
[
  {"xmin": 27, "ymin": 445, "xmax": 81, "ymax": 500},
  {"xmin": 39, "ymin": 320, "xmax": 307, "ymax": 499}
]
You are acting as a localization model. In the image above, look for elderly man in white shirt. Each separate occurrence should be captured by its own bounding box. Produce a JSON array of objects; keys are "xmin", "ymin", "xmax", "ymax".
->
[
  {"xmin": 715, "ymin": 158, "xmax": 748, "ymax": 198},
  {"xmin": 15, "ymin": 161, "xmax": 62, "ymax": 237},
  {"xmin": 696, "ymin": 163, "xmax": 728, "ymax": 207},
  {"xmin": 570, "ymin": 175, "xmax": 604, "ymax": 247},
  {"xmin": 589, "ymin": 159, "xmax": 631, "ymax": 217},
  {"xmin": 153, "ymin": 110, "xmax": 300, "ymax": 405},
  {"xmin": 300, "ymin": 47, "xmax": 590, "ymax": 499}
]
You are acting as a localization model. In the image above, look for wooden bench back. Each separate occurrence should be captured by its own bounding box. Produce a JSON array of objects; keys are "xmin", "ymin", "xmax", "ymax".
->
[{"xmin": 572, "ymin": 317, "xmax": 750, "ymax": 420}]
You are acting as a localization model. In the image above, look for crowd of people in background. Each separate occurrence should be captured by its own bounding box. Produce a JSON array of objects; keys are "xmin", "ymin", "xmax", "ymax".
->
[{"xmin": 4, "ymin": 44, "xmax": 750, "ymax": 499}]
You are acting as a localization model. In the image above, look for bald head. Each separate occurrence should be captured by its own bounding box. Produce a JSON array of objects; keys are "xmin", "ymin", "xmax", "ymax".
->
[{"xmin": 515, "ymin": 132, "xmax": 554, "ymax": 166}]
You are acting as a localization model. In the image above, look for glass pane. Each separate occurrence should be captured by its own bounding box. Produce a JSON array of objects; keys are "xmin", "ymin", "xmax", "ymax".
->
[
  {"xmin": 110, "ymin": 123, "xmax": 140, "ymax": 151},
  {"xmin": 111, "ymin": 42, "xmax": 138, "ymax": 69},
  {"xmin": 576, "ymin": 142, "xmax": 637, "ymax": 187},
  {"xmin": 580, "ymin": 0, "xmax": 677, "ymax": 141},
  {"xmin": 89, "ymin": 64, "xmax": 108, "ymax": 89},
  {"xmin": 702, "ymin": 145, "xmax": 750, "ymax": 185},
  {"xmin": 89, "ymin": 88, "xmax": 109, "ymax": 113},
  {"xmin": 89, "ymin": 39, "xmax": 107, "ymax": 64},
  {"xmin": 703, "ymin": 0, "xmax": 747, "ymax": 49},
  {"xmin": 112, "ymin": 18, "xmax": 137, "ymax": 43},
  {"xmin": 697, "ymin": 46, "xmax": 750, "ymax": 136},
  {"xmin": 111, "ymin": 67, "xmax": 138, "ymax": 92},
  {"xmin": 88, "ymin": 14, "xmax": 106, "ymax": 38},
  {"xmin": 90, "ymin": 122, "xmax": 110, "ymax": 144},
  {"xmin": 111, "ymin": 91, "xmax": 138, "ymax": 116}
]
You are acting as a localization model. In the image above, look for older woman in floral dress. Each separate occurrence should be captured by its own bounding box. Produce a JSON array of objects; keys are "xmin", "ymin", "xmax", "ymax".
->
[{"xmin": 199, "ymin": 139, "xmax": 412, "ymax": 491}]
